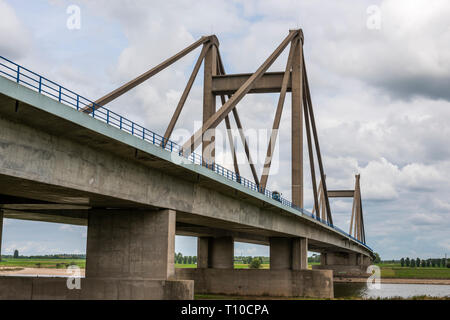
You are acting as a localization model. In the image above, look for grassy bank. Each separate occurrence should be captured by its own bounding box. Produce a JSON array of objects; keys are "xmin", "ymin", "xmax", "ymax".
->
[
  {"xmin": 2, "ymin": 259, "xmax": 449, "ymax": 280},
  {"xmin": 0, "ymin": 258, "xmax": 85, "ymax": 269},
  {"xmin": 195, "ymin": 294, "xmax": 450, "ymax": 300},
  {"xmin": 379, "ymin": 266, "xmax": 450, "ymax": 279}
]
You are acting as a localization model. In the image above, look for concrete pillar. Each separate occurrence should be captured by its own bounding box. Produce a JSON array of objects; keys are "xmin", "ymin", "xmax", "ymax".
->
[
  {"xmin": 0, "ymin": 211, "xmax": 3, "ymax": 262},
  {"xmin": 202, "ymin": 43, "xmax": 217, "ymax": 163},
  {"xmin": 291, "ymin": 37, "xmax": 304, "ymax": 208},
  {"xmin": 270, "ymin": 238, "xmax": 292, "ymax": 270},
  {"xmin": 292, "ymin": 238, "xmax": 308, "ymax": 270},
  {"xmin": 210, "ymin": 236, "xmax": 234, "ymax": 269},
  {"xmin": 320, "ymin": 252, "xmax": 327, "ymax": 265},
  {"xmin": 86, "ymin": 209, "xmax": 176, "ymax": 280},
  {"xmin": 197, "ymin": 237, "xmax": 210, "ymax": 269}
]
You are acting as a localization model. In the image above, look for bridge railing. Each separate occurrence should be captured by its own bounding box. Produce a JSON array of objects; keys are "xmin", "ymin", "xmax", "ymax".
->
[{"xmin": 0, "ymin": 56, "xmax": 373, "ymax": 252}]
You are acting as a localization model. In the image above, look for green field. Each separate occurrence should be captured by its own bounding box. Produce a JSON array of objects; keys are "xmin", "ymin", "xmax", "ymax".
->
[
  {"xmin": 2, "ymin": 259, "xmax": 449, "ymax": 280},
  {"xmin": 379, "ymin": 266, "xmax": 450, "ymax": 279},
  {"xmin": 0, "ymin": 258, "xmax": 85, "ymax": 269}
]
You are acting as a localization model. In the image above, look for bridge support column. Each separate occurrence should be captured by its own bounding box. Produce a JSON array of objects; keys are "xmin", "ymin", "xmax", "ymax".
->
[
  {"xmin": 270, "ymin": 237, "xmax": 308, "ymax": 270},
  {"xmin": 292, "ymin": 237, "xmax": 308, "ymax": 270},
  {"xmin": 210, "ymin": 236, "xmax": 234, "ymax": 269},
  {"xmin": 197, "ymin": 237, "xmax": 210, "ymax": 269},
  {"xmin": 313, "ymin": 252, "xmax": 371, "ymax": 276},
  {"xmin": 86, "ymin": 209, "xmax": 176, "ymax": 279},
  {"xmin": 202, "ymin": 43, "xmax": 217, "ymax": 163},
  {"xmin": 0, "ymin": 209, "xmax": 193, "ymax": 299},
  {"xmin": 197, "ymin": 236, "xmax": 234, "ymax": 269}
]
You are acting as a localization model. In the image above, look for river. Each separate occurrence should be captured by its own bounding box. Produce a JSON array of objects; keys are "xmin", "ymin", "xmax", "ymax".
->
[{"xmin": 334, "ymin": 282, "xmax": 450, "ymax": 299}]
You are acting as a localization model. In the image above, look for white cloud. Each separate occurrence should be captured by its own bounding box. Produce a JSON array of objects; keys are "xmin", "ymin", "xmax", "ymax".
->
[{"xmin": 0, "ymin": 0, "xmax": 31, "ymax": 59}]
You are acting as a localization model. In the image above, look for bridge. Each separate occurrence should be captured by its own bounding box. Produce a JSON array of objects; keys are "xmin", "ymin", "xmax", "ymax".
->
[{"xmin": 0, "ymin": 29, "xmax": 373, "ymax": 299}]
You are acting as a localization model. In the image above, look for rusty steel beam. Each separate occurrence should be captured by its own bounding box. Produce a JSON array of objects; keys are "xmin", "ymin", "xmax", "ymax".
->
[
  {"xmin": 291, "ymin": 36, "xmax": 304, "ymax": 208},
  {"xmin": 217, "ymin": 48, "xmax": 260, "ymax": 185},
  {"xmin": 162, "ymin": 43, "xmax": 211, "ymax": 146},
  {"xmin": 82, "ymin": 36, "xmax": 215, "ymax": 113},
  {"xmin": 260, "ymin": 39, "xmax": 298, "ymax": 189},
  {"xmin": 303, "ymin": 71, "xmax": 320, "ymax": 219},
  {"xmin": 182, "ymin": 30, "xmax": 301, "ymax": 156},
  {"xmin": 302, "ymin": 49, "xmax": 333, "ymax": 225},
  {"xmin": 212, "ymin": 72, "xmax": 292, "ymax": 95},
  {"xmin": 202, "ymin": 44, "xmax": 219, "ymax": 164},
  {"xmin": 328, "ymin": 190, "xmax": 355, "ymax": 198}
]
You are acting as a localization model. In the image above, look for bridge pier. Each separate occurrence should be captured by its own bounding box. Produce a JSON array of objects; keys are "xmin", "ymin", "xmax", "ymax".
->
[
  {"xmin": 197, "ymin": 236, "xmax": 234, "ymax": 269},
  {"xmin": 175, "ymin": 235, "xmax": 330, "ymax": 298},
  {"xmin": 0, "ymin": 209, "xmax": 194, "ymax": 300},
  {"xmin": 313, "ymin": 252, "xmax": 371, "ymax": 276},
  {"xmin": 270, "ymin": 237, "xmax": 308, "ymax": 270}
]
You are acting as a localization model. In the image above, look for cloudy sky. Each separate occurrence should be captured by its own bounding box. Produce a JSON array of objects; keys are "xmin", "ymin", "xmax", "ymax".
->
[{"xmin": 0, "ymin": 0, "xmax": 449, "ymax": 260}]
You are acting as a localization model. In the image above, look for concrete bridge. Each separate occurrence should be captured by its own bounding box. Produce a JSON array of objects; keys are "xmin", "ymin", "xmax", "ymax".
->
[{"xmin": 0, "ymin": 30, "xmax": 373, "ymax": 299}]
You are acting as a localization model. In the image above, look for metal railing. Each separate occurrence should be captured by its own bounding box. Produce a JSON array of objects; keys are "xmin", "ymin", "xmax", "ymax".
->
[{"xmin": 0, "ymin": 55, "xmax": 373, "ymax": 252}]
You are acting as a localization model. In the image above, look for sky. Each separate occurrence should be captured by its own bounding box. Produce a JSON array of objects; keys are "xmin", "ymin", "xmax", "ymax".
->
[{"xmin": 0, "ymin": 0, "xmax": 449, "ymax": 260}]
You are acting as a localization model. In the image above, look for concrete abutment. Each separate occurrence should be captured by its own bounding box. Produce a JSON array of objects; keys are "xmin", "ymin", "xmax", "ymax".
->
[{"xmin": 313, "ymin": 252, "xmax": 372, "ymax": 276}]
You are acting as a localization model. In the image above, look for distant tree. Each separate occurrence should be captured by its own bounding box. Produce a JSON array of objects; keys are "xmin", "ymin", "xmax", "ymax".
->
[
  {"xmin": 443, "ymin": 259, "xmax": 447, "ymax": 268},
  {"xmin": 410, "ymin": 259, "xmax": 415, "ymax": 267},
  {"xmin": 188, "ymin": 256, "xmax": 192, "ymax": 264},
  {"xmin": 13, "ymin": 250, "xmax": 19, "ymax": 259},
  {"xmin": 373, "ymin": 252, "xmax": 381, "ymax": 264},
  {"xmin": 416, "ymin": 258, "xmax": 420, "ymax": 267},
  {"xmin": 183, "ymin": 256, "xmax": 188, "ymax": 264},
  {"xmin": 405, "ymin": 257, "xmax": 410, "ymax": 267},
  {"xmin": 249, "ymin": 257, "xmax": 262, "ymax": 269},
  {"xmin": 431, "ymin": 260, "xmax": 436, "ymax": 267},
  {"xmin": 193, "ymin": 256, "xmax": 197, "ymax": 264},
  {"xmin": 400, "ymin": 258, "xmax": 405, "ymax": 267},
  {"xmin": 426, "ymin": 260, "xmax": 431, "ymax": 267},
  {"xmin": 421, "ymin": 260, "xmax": 426, "ymax": 267},
  {"xmin": 436, "ymin": 259, "xmax": 441, "ymax": 268}
]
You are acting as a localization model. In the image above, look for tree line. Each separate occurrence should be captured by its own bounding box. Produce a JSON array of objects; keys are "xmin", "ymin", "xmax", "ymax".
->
[
  {"xmin": 399, "ymin": 257, "xmax": 449, "ymax": 268},
  {"xmin": 2, "ymin": 250, "xmax": 86, "ymax": 260}
]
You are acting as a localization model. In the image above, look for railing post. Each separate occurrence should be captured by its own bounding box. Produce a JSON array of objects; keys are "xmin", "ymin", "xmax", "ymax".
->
[
  {"xmin": 58, "ymin": 86, "xmax": 62, "ymax": 102},
  {"xmin": 106, "ymin": 109, "xmax": 110, "ymax": 124},
  {"xmin": 38, "ymin": 76, "xmax": 42, "ymax": 93},
  {"xmin": 76, "ymin": 95, "xmax": 79, "ymax": 110},
  {"xmin": 119, "ymin": 117, "xmax": 122, "ymax": 129},
  {"xmin": 16, "ymin": 66, "xmax": 20, "ymax": 83},
  {"xmin": 131, "ymin": 122, "xmax": 134, "ymax": 135}
]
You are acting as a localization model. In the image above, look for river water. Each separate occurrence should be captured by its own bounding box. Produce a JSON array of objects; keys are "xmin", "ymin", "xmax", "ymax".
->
[{"xmin": 334, "ymin": 282, "xmax": 450, "ymax": 299}]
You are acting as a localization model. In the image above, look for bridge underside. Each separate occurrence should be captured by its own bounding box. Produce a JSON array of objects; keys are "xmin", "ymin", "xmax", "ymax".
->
[{"xmin": 0, "ymin": 190, "xmax": 353, "ymax": 255}]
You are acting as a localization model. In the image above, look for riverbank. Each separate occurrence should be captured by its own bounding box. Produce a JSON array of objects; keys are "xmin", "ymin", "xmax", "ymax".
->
[
  {"xmin": 0, "ymin": 267, "xmax": 85, "ymax": 277},
  {"xmin": 334, "ymin": 276, "xmax": 450, "ymax": 285}
]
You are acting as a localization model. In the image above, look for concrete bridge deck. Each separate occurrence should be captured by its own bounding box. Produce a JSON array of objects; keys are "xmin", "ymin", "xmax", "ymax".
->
[
  {"xmin": 0, "ymin": 69, "xmax": 373, "ymax": 299},
  {"xmin": 0, "ymin": 75, "xmax": 372, "ymax": 256}
]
